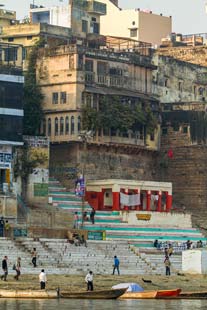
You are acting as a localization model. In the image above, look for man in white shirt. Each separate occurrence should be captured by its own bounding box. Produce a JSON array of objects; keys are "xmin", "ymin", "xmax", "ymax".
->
[
  {"xmin": 85, "ymin": 271, "xmax": 93, "ymax": 291},
  {"xmin": 39, "ymin": 269, "xmax": 47, "ymax": 289}
]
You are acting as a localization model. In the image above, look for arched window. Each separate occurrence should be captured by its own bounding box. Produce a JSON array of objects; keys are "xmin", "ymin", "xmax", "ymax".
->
[
  {"xmin": 78, "ymin": 116, "xmax": 81, "ymax": 133},
  {"xmin": 71, "ymin": 116, "xmax": 75, "ymax": 134},
  {"xmin": 60, "ymin": 117, "xmax": 64, "ymax": 135},
  {"xmin": 48, "ymin": 118, "xmax": 51, "ymax": 136},
  {"xmin": 42, "ymin": 119, "xmax": 46, "ymax": 135},
  {"xmin": 55, "ymin": 117, "xmax": 58, "ymax": 136},
  {"xmin": 65, "ymin": 116, "xmax": 69, "ymax": 135}
]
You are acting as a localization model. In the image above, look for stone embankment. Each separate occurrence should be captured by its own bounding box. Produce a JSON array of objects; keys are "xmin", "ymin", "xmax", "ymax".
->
[{"xmin": 0, "ymin": 274, "xmax": 206, "ymax": 293}]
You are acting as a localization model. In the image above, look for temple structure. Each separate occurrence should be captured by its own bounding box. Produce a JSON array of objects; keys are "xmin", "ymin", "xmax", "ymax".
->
[{"xmin": 85, "ymin": 179, "xmax": 172, "ymax": 212}]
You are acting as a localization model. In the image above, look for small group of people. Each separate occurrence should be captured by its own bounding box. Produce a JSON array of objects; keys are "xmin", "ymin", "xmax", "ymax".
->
[
  {"xmin": 73, "ymin": 208, "xmax": 96, "ymax": 229},
  {"xmin": 1, "ymin": 256, "xmax": 21, "ymax": 281},
  {"xmin": 0, "ymin": 217, "xmax": 11, "ymax": 238},
  {"xmin": 67, "ymin": 231, "xmax": 87, "ymax": 247},
  {"xmin": 186, "ymin": 239, "xmax": 203, "ymax": 250},
  {"xmin": 83, "ymin": 208, "xmax": 96, "ymax": 225},
  {"xmin": 1, "ymin": 255, "xmax": 46, "ymax": 289}
]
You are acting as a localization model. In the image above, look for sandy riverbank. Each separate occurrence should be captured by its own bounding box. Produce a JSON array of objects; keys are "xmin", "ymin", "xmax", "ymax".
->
[{"xmin": 0, "ymin": 274, "xmax": 206, "ymax": 293}]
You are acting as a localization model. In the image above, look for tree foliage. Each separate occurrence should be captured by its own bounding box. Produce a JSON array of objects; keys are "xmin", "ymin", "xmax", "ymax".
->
[
  {"xmin": 23, "ymin": 40, "xmax": 44, "ymax": 135},
  {"xmin": 82, "ymin": 95, "xmax": 158, "ymax": 137},
  {"xmin": 14, "ymin": 145, "xmax": 48, "ymax": 181}
]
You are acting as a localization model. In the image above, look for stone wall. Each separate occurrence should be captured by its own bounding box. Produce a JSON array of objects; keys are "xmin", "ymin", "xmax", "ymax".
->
[
  {"xmin": 152, "ymin": 53, "xmax": 207, "ymax": 103},
  {"xmin": 27, "ymin": 205, "xmax": 73, "ymax": 229},
  {"xmin": 159, "ymin": 127, "xmax": 207, "ymax": 212},
  {"xmin": 121, "ymin": 210, "xmax": 192, "ymax": 228},
  {"xmin": 0, "ymin": 195, "xmax": 17, "ymax": 219},
  {"xmin": 157, "ymin": 46, "xmax": 207, "ymax": 67},
  {"xmin": 50, "ymin": 143, "xmax": 159, "ymax": 189}
]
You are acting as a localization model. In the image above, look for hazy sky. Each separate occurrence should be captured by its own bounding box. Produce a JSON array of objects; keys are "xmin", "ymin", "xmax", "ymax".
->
[{"xmin": 1, "ymin": 0, "xmax": 207, "ymax": 34}]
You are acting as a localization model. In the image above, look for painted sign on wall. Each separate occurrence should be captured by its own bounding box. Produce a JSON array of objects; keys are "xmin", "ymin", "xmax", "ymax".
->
[
  {"xmin": 34, "ymin": 183, "xmax": 48, "ymax": 197},
  {"xmin": 88, "ymin": 231, "xmax": 106, "ymax": 240}
]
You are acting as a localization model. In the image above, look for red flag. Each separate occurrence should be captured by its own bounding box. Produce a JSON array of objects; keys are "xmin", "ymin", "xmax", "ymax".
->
[{"xmin": 167, "ymin": 149, "xmax": 174, "ymax": 159}]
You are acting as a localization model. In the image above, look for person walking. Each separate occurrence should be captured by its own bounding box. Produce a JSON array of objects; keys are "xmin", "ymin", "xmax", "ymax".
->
[
  {"xmin": 81, "ymin": 235, "xmax": 87, "ymax": 247},
  {"xmin": 0, "ymin": 217, "xmax": 5, "ymax": 237},
  {"xmin": 85, "ymin": 271, "xmax": 93, "ymax": 291},
  {"xmin": 112, "ymin": 255, "xmax": 120, "ymax": 275},
  {"xmin": 90, "ymin": 208, "xmax": 96, "ymax": 225},
  {"xmin": 39, "ymin": 269, "xmax": 47, "ymax": 289},
  {"xmin": 164, "ymin": 256, "xmax": 171, "ymax": 276},
  {"xmin": 168, "ymin": 244, "xmax": 173, "ymax": 257},
  {"xmin": 5, "ymin": 220, "xmax": 11, "ymax": 238},
  {"xmin": 73, "ymin": 212, "xmax": 79, "ymax": 229},
  {"xmin": 31, "ymin": 248, "xmax": 37, "ymax": 267},
  {"xmin": 14, "ymin": 257, "xmax": 21, "ymax": 280},
  {"xmin": 1, "ymin": 256, "xmax": 8, "ymax": 281}
]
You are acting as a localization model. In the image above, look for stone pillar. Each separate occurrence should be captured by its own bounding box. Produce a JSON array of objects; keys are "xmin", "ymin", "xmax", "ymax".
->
[
  {"xmin": 124, "ymin": 188, "xmax": 129, "ymax": 211},
  {"xmin": 112, "ymin": 192, "xmax": 120, "ymax": 211},
  {"xmin": 134, "ymin": 189, "xmax": 139, "ymax": 210},
  {"xmin": 146, "ymin": 190, "xmax": 151, "ymax": 211},
  {"xmin": 157, "ymin": 191, "xmax": 162, "ymax": 212},
  {"xmin": 97, "ymin": 190, "xmax": 104, "ymax": 210},
  {"xmin": 166, "ymin": 193, "xmax": 172, "ymax": 212}
]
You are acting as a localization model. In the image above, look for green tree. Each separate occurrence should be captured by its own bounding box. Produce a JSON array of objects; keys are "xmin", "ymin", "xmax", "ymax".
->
[
  {"xmin": 82, "ymin": 95, "xmax": 158, "ymax": 137},
  {"xmin": 23, "ymin": 40, "xmax": 44, "ymax": 135}
]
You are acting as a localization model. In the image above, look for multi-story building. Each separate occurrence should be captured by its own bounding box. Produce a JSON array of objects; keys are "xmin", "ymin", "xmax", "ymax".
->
[
  {"xmin": 0, "ymin": 42, "xmax": 24, "ymax": 219},
  {"xmin": 36, "ymin": 37, "xmax": 160, "ymax": 151},
  {"xmin": 98, "ymin": 0, "xmax": 172, "ymax": 46},
  {"xmin": 0, "ymin": 23, "xmax": 72, "ymax": 70},
  {"xmin": 30, "ymin": 0, "xmax": 106, "ymax": 37},
  {"xmin": 152, "ymin": 53, "xmax": 207, "ymax": 104}
]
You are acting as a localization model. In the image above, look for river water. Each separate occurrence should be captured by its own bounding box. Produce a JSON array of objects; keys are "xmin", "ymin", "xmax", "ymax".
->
[{"xmin": 0, "ymin": 299, "xmax": 206, "ymax": 310}]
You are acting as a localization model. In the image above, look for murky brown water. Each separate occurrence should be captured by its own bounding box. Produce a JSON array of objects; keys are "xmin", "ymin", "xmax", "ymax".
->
[{"xmin": 0, "ymin": 299, "xmax": 206, "ymax": 310}]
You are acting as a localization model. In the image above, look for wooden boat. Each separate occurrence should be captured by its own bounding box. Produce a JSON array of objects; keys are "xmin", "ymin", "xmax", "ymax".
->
[
  {"xmin": 178, "ymin": 291, "xmax": 207, "ymax": 299},
  {"xmin": 119, "ymin": 290, "xmax": 158, "ymax": 299},
  {"xmin": 0, "ymin": 289, "xmax": 57, "ymax": 299},
  {"xmin": 60, "ymin": 288, "xmax": 127, "ymax": 299},
  {"xmin": 0, "ymin": 288, "xmax": 126, "ymax": 299},
  {"xmin": 120, "ymin": 288, "xmax": 181, "ymax": 299},
  {"xmin": 156, "ymin": 288, "xmax": 182, "ymax": 298}
]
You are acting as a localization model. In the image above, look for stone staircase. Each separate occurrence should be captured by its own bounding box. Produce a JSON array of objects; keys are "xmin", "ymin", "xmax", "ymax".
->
[
  {"xmin": 48, "ymin": 178, "xmax": 207, "ymax": 248},
  {"xmin": 45, "ymin": 177, "xmax": 206, "ymax": 275},
  {"xmin": 0, "ymin": 237, "xmax": 165, "ymax": 275}
]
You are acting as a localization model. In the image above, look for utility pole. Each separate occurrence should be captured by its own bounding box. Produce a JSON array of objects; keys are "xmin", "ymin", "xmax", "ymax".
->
[{"xmin": 78, "ymin": 130, "xmax": 93, "ymax": 227}]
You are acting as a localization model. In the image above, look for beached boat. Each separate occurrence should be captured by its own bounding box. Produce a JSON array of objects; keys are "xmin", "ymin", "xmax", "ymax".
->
[
  {"xmin": 60, "ymin": 288, "xmax": 127, "ymax": 299},
  {"xmin": 119, "ymin": 290, "xmax": 158, "ymax": 299},
  {"xmin": 0, "ymin": 288, "xmax": 126, "ymax": 299},
  {"xmin": 178, "ymin": 291, "xmax": 207, "ymax": 299},
  {"xmin": 0, "ymin": 289, "xmax": 57, "ymax": 299},
  {"xmin": 119, "ymin": 289, "xmax": 182, "ymax": 299},
  {"xmin": 156, "ymin": 288, "xmax": 182, "ymax": 298}
]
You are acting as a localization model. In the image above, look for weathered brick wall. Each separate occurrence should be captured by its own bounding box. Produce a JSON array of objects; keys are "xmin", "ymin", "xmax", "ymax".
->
[
  {"xmin": 152, "ymin": 53, "xmax": 207, "ymax": 103},
  {"xmin": 50, "ymin": 143, "xmax": 159, "ymax": 188},
  {"xmin": 27, "ymin": 204, "xmax": 73, "ymax": 229},
  {"xmin": 157, "ymin": 46, "xmax": 207, "ymax": 67},
  {"xmin": 159, "ymin": 128, "xmax": 207, "ymax": 212}
]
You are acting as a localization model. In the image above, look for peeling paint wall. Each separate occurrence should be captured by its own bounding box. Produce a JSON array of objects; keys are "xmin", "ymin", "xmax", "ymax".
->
[{"xmin": 153, "ymin": 54, "xmax": 207, "ymax": 103}]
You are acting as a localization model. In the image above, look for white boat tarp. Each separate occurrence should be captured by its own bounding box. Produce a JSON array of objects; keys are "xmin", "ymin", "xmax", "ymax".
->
[{"xmin": 112, "ymin": 283, "xmax": 144, "ymax": 292}]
